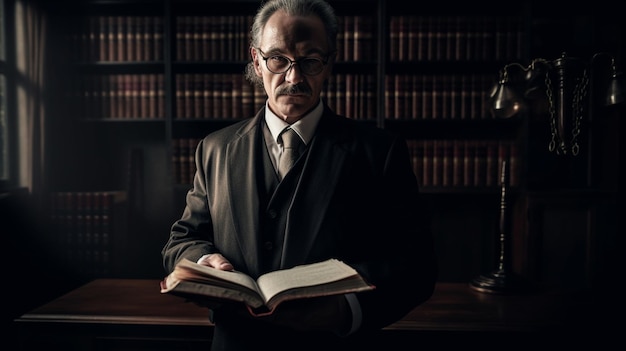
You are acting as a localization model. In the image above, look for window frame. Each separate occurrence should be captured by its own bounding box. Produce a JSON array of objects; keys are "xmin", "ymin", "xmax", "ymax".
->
[{"xmin": 0, "ymin": 0, "xmax": 16, "ymax": 191}]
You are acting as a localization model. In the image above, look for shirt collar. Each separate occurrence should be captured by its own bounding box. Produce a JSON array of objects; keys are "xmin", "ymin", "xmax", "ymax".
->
[{"xmin": 264, "ymin": 100, "xmax": 323, "ymax": 145}]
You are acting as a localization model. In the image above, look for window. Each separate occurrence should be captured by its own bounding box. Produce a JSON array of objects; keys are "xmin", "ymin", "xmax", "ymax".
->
[{"xmin": 0, "ymin": 0, "xmax": 12, "ymax": 188}]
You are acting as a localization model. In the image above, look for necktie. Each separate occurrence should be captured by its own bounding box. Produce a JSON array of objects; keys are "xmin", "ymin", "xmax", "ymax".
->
[{"xmin": 278, "ymin": 128, "xmax": 303, "ymax": 179}]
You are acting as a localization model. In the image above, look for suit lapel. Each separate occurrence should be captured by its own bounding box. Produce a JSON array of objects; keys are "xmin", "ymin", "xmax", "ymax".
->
[{"xmin": 226, "ymin": 115, "xmax": 264, "ymax": 275}]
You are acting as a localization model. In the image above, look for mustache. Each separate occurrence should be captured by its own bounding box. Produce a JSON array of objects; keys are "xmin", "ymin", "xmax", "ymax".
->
[{"xmin": 276, "ymin": 84, "xmax": 312, "ymax": 96}]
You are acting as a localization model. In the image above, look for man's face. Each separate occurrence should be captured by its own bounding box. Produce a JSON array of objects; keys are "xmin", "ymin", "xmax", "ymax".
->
[{"xmin": 251, "ymin": 10, "xmax": 333, "ymax": 123}]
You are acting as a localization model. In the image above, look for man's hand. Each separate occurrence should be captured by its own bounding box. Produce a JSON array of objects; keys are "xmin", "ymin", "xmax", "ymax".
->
[
  {"xmin": 197, "ymin": 253, "xmax": 234, "ymax": 271},
  {"xmin": 191, "ymin": 253, "xmax": 236, "ymax": 313}
]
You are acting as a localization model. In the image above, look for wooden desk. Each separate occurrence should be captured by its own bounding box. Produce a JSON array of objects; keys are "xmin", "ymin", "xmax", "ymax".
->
[{"xmin": 14, "ymin": 279, "xmax": 605, "ymax": 350}]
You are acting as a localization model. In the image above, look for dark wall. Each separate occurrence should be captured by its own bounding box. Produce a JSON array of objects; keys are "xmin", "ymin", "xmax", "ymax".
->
[{"xmin": 3, "ymin": 189, "xmax": 83, "ymax": 333}]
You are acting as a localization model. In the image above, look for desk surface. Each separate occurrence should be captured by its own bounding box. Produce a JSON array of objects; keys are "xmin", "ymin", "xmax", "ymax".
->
[{"xmin": 15, "ymin": 279, "xmax": 595, "ymax": 333}]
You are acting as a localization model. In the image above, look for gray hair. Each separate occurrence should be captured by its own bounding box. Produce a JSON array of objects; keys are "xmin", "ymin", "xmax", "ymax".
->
[{"xmin": 244, "ymin": 0, "xmax": 338, "ymax": 88}]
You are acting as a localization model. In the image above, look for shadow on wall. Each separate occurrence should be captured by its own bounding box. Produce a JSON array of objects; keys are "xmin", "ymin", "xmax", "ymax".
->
[{"xmin": 2, "ymin": 188, "xmax": 81, "ymax": 330}]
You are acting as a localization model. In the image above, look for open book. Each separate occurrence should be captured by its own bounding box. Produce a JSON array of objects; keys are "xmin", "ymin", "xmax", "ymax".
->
[{"xmin": 160, "ymin": 258, "xmax": 375, "ymax": 316}]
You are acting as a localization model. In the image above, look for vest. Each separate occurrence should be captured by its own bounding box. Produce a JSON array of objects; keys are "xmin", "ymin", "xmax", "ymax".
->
[{"xmin": 257, "ymin": 123, "xmax": 308, "ymax": 275}]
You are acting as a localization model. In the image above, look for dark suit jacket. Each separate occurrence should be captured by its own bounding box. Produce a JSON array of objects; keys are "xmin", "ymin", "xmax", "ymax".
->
[{"xmin": 162, "ymin": 104, "xmax": 437, "ymax": 350}]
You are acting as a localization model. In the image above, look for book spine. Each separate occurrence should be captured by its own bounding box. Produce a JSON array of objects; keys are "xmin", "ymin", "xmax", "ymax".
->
[
  {"xmin": 432, "ymin": 140, "xmax": 443, "ymax": 187},
  {"xmin": 172, "ymin": 138, "xmax": 181, "ymax": 184},
  {"xmin": 463, "ymin": 140, "xmax": 475, "ymax": 187},
  {"xmin": 422, "ymin": 140, "xmax": 432, "ymax": 187},
  {"xmin": 189, "ymin": 139, "xmax": 196, "ymax": 183},
  {"xmin": 343, "ymin": 15, "xmax": 354, "ymax": 62},
  {"xmin": 442, "ymin": 139, "xmax": 453, "ymax": 187},
  {"xmin": 222, "ymin": 76, "xmax": 233, "ymax": 119},
  {"xmin": 452, "ymin": 140, "xmax": 463, "ymax": 187},
  {"xmin": 473, "ymin": 141, "xmax": 487, "ymax": 187}
]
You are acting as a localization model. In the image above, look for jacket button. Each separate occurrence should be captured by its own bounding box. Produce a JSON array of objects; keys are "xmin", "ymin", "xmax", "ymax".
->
[
  {"xmin": 264, "ymin": 241, "xmax": 273, "ymax": 250},
  {"xmin": 267, "ymin": 209, "xmax": 277, "ymax": 218}
]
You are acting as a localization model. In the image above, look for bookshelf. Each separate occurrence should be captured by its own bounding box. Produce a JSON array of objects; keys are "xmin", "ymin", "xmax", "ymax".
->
[
  {"xmin": 49, "ymin": 191, "xmax": 129, "ymax": 279},
  {"xmin": 42, "ymin": 0, "xmax": 624, "ymax": 290}
]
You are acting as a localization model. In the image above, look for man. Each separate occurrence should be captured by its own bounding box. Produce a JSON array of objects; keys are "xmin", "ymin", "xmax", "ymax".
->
[{"xmin": 162, "ymin": 0, "xmax": 437, "ymax": 349}]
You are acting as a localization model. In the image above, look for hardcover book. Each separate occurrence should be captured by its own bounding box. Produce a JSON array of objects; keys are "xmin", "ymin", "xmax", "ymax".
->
[{"xmin": 160, "ymin": 258, "xmax": 375, "ymax": 316}]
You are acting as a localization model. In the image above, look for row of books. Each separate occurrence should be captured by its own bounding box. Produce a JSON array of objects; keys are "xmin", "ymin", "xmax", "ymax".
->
[
  {"xmin": 73, "ymin": 14, "xmax": 375, "ymax": 63},
  {"xmin": 175, "ymin": 74, "xmax": 265, "ymax": 120},
  {"xmin": 385, "ymin": 73, "xmax": 495, "ymax": 120},
  {"xmin": 407, "ymin": 139, "xmax": 519, "ymax": 188},
  {"xmin": 336, "ymin": 15, "xmax": 375, "ymax": 61},
  {"xmin": 73, "ymin": 72, "xmax": 495, "ymax": 121},
  {"xmin": 176, "ymin": 15, "xmax": 253, "ymax": 62},
  {"xmin": 75, "ymin": 74, "xmax": 165, "ymax": 120},
  {"xmin": 171, "ymin": 138, "xmax": 518, "ymax": 188},
  {"xmin": 389, "ymin": 15, "xmax": 525, "ymax": 62},
  {"xmin": 49, "ymin": 191, "xmax": 128, "ymax": 278},
  {"xmin": 172, "ymin": 138, "xmax": 202, "ymax": 185},
  {"xmin": 73, "ymin": 14, "xmax": 524, "ymax": 63},
  {"xmin": 324, "ymin": 74, "xmax": 377, "ymax": 120},
  {"xmin": 177, "ymin": 15, "xmax": 374, "ymax": 62},
  {"xmin": 75, "ymin": 15, "xmax": 164, "ymax": 63},
  {"xmin": 175, "ymin": 73, "xmax": 378, "ymax": 120}
]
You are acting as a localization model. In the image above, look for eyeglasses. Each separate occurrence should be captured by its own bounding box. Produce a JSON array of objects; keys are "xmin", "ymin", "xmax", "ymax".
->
[{"xmin": 257, "ymin": 49, "xmax": 329, "ymax": 76}]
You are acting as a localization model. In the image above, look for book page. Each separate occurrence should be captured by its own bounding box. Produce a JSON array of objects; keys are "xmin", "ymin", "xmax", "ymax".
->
[
  {"xmin": 264, "ymin": 279, "xmax": 373, "ymax": 312},
  {"xmin": 256, "ymin": 259, "xmax": 363, "ymax": 302}
]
